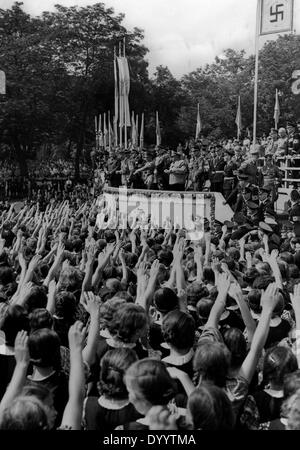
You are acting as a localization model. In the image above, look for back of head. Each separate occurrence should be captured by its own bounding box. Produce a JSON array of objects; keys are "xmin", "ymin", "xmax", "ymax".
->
[
  {"xmin": 29, "ymin": 308, "xmax": 53, "ymax": 333},
  {"xmin": 109, "ymin": 303, "xmax": 148, "ymax": 344},
  {"xmin": 187, "ymin": 282, "xmax": 209, "ymax": 308},
  {"xmin": 0, "ymin": 396, "xmax": 49, "ymax": 430},
  {"xmin": 99, "ymin": 297, "xmax": 126, "ymax": 329},
  {"xmin": 263, "ymin": 346, "xmax": 298, "ymax": 387},
  {"xmin": 162, "ymin": 310, "xmax": 195, "ymax": 351},
  {"xmin": 23, "ymin": 285, "xmax": 48, "ymax": 314},
  {"xmin": 223, "ymin": 328, "xmax": 247, "ymax": 369},
  {"xmin": 28, "ymin": 328, "xmax": 61, "ymax": 368},
  {"xmin": 196, "ymin": 297, "xmax": 214, "ymax": 323},
  {"xmin": 193, "ymin": 341, "xmax": 231, "ymax": 387},
  {"xmin": 54, "ymin": 291, "xmax": 77, "ymax": 322},
  {"xmin": 0, "ymin": 305, "xmax": 29, "ymax": 347},
  {"xmin": 100, "ymin": 348, "xmax": 138, "ymax": 400},
  {"xmin": 153, "ymin": 287, "xmax": 179, "ymax": 314},
  {"xmin": 125, "ymin": 358, "xmax": 177, "ymax": 406},
  {"xmin": 187, "ymin": 384, "xmax": 235, "ymax": 430},
  {"xmin": 247, "ymin": 289, "xmax": 261, "ymax": 314}
]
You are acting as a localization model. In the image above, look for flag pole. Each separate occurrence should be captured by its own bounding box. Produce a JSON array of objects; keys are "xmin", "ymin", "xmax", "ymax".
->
[
  {"xmin": 136, "ymin": 114, "xmax": 139, "ymax": 148},
  {"xmin": 119, "ymin": 42, "xmax": 122, "ymax": 149},
  {"xmin": 253, "ymin": 0, "xmax": 261, "ymax": 146},
  {"xmin": 140, "ymin": 112, "xmax": 144, "ymax": 150},
  {"xmin": 108, "ymin": 110, "xmax": 111, "ymax": 150},
  {"xmin": 113, "ymin": 47, "xmax": 118, "ymax": 148},
  {"xmin": 123, "ymin": 37, "xmax": 127, "ymax": 150}
]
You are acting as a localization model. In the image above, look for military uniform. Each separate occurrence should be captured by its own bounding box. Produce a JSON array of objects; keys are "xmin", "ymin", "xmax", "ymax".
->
[
  {"xmin": 223, "ymin": 160, "xmax": 238, "ymax": 202},
  {"xmin": 261, "ymin": 159, "xmax": 282, "ymax": 203},
  {"xmin": 107, "ymin": 156, "xmax": 121, "ymax": 187}
]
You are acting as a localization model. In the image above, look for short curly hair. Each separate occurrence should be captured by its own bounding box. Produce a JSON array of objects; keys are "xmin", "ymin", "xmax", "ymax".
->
[
  {"xmin": 162, "ymin": 310, "xmax": 195, "ymax": 350},
  {"xmin": 108, "ymin": 303, "xmax": 148, "ymax": 344},
  {"xmin": 99, "ymin": 348, "xmax": 138, "ymax": 400}
]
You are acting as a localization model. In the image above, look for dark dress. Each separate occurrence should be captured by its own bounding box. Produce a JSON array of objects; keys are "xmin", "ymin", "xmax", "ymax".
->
[
  {"xmin": 25, "ymin": 370, "xmax": 69, "ymax": 427},
  {"xmin": 253, "ymin": 390, "xmax": 283, "ymax": 423},
  {"xmin": 84, "ymin": 397, "xmax": 141, "ymax": 431}
]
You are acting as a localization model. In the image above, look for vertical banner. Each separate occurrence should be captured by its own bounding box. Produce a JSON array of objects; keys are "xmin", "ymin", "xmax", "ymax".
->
[
  {"xmin": 195, "ymin": 103, "xmax": 201, "ymax": 140},
  {"xmin": 260, "ymin": 0, "xmax": 294, "ymax": 35},
  {"xmin": 235, "ymin": 96, "xmax": 242, "ymax": 139},
  {"xmin": 156, "ymin": 111, "xmax": 161, "ymax": 146},
  {"xmin": 140, "ymin": 113, "xmax": 144, "ymax": 150},
  {"xmin": 273, "ymin": 89, "xmax": 280, "ymax": 129}
]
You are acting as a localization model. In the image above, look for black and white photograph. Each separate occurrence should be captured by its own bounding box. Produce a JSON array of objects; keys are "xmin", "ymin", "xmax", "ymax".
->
[{"xmin": 0, "ymin": 0, "xmax": 300, "ymax": 438}]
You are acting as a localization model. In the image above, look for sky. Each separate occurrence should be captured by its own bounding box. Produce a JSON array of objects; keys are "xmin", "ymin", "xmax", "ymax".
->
[{"xmin": 2, "ymin": 0, "xmax": 300, "ymax": 78}]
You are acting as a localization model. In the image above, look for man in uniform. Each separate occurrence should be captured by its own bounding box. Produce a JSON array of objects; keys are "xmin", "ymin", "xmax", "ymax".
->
[
  {"xmin": 164, "ymin": 150, "xmax": 188, "ymax": 191},
  {"xmin": 223, "ymin": 148, "xmax": 238, "ymax": 205},
  {"xmin": 287, "ymin": 121, "xmax": 297, "ymax": 155},
  {"xmin": 153, "ymin": 146, "xmax": 170, "ymax": 190},
  {"xmin": 276, "ymin": 127, "xmax": 288, "ymax": 156},
  {"xmin": 106, "ymin": 148, "xmax": 121, "ymax": 187},
  {"xmin": 134, "ymin": 150, "xmax": 156, "ymax": 190},
  {"xmin": 239, "ymin": 145, "xmax": 263, "ymax": 186},
  {"xmin": 187, "ymin": 146, "xmax": 203, "ymax": 191},
  {"xmin": 233, "ymin": 170, "xmax": 260, "ymax": 223},
  {"xmin": 261, "ymin": 152, "xmax": 282, "ymax": 206},
  {"xmin": 265, "ymin": 129, "xmax": 279, "ymax": 155}
]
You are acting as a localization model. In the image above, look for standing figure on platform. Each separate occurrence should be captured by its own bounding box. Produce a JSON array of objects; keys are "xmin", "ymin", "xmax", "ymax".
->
[
  {"xmin": 106, "ymin": 149, "xmax": 121, "ymax": 187},
  {"xmin": 223, "ymin": 149, "xmax": 238, "ymax": 206},
  {"xmin": 134, "ymin": 150, "xmax": 156, "ymax": 190},
  {"xmin": 261, "ymin": 152, "xmax": 282, "ymax": 206},
  {"xmin": 165, "ymin": 150, "xmax": 188, "ymax": 192},
  {"xmin": 153, "ymin": 146, "xmax": 170, "ymax": 190}
]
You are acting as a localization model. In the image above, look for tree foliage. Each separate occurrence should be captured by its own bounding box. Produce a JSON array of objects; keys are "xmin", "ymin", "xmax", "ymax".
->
[{"xmin": 0, "ymin": 3, "xmax": 299, "ymax": 174}]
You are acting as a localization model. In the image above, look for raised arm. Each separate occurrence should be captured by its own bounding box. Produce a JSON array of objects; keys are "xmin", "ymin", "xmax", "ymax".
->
[
  {"xmin": 60, "ymin": 322, "xmax": 86, "ymax": 430},
  {"xmin": 239, "ymin": 283, "xmax": 277, "ymax": 383},
  {"xmin": 0, "ymin": 331, "xmax": 30, "ymax": 418},
  {"xmin": 204, "ymin": 272, "xmax": 230, "ymax": 330},
  {"xmin": 81, "ymin": 292, "xmax": 101, "ymax": 366}
]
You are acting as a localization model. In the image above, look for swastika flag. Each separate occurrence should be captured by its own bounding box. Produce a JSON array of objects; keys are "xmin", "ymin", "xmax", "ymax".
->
[{"xmin": 260, "ymin": 0, "xmax": 294, "ymax": 35}]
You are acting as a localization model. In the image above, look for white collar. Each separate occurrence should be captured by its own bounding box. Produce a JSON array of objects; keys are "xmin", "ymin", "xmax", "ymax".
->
[
  {"xmin": 264, "ymin": 388, "xmax": 284, "ymax": 398},
  {"xmin": 162, "ymin": 348, "xmax": 194, "ymax": 366},
  {"xmin": 100, "ymin": 329, "xmax": 111, "ymax": 339},
  {"xmin": 98, "ymin": 396, "xmax": 130, "ymax": 410},
  {"xmin": 0, "ymin": 343, "xmax": 14, "ymax": 356},
  {"xmin": 106, "ymin": 338, "xmax": 136, "ymax": 349},
  {"xmin": 270, "ymin": 317, "xmax": 282, "ymax": 327},
  {"xmin": 27, "ymin": 370, "xmax": 56, "ymax": 382},
  {"xmin": 220, "ymin": 310, "xmax": 230, "ymax": 321}
]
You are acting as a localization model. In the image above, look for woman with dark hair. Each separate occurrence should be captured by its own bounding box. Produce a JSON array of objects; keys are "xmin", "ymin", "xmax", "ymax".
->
[
  {"xmin": 53, "ymin": 291, "xmax": 77, "ymax": 347},
  {"xmin": 124, "ymin": 359, "xmax": 179, "ymax": 430},
  {"xmin": 241, "ymin": 346, "xmax": 298, "ymax": 428},
  {"xmin": 84, "ymin": 348, "xmax": 141, "ymax": 430},
  {"xmin": 148, "ymin": 287, "xmax": 180, "ymax": 356},
  {"xmin": 26, "ymin": 328, "xmax": 69, "ymax": 426},
  {"xmin": 29, "ymin": 309, "xmax": 53, "ymax": 333},
  {"xmin": 90, "ymin": 303, "xmax": 148, "ymax": 397},
  {"xmin": 0, "ymin": 305, "xmax": 29, "ymax": 400},
  {"xmin": 187, "ymin": 383, "xmax": 235, "ymax": 430},
  {"xmin": 161, "ymin": 310, "xmax": 196, "ymax": 407}
]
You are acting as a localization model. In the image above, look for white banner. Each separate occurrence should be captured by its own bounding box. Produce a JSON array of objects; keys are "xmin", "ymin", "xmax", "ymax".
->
[{"xmin": 260, "ymin": 0, "xmax": 294, "ymax": 35}]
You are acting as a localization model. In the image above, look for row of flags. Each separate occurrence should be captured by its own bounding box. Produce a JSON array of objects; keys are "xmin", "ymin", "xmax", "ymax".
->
[
  {"xmin": 95, "ymin": 111, "xmax": 146, "ymax": 149},
  {"xmin": 95, "ymin": 88, "xmax": 281, "ymax": 150},
  {"xmin": 233, "ymin": 89, "xmax": 281, "ymax": 139}
]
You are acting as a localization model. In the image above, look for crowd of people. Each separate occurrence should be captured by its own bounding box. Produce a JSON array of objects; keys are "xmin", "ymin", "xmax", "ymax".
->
[{"xmin": 1, "ymin": 120, "xmax": 300, "ymax": 431}]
